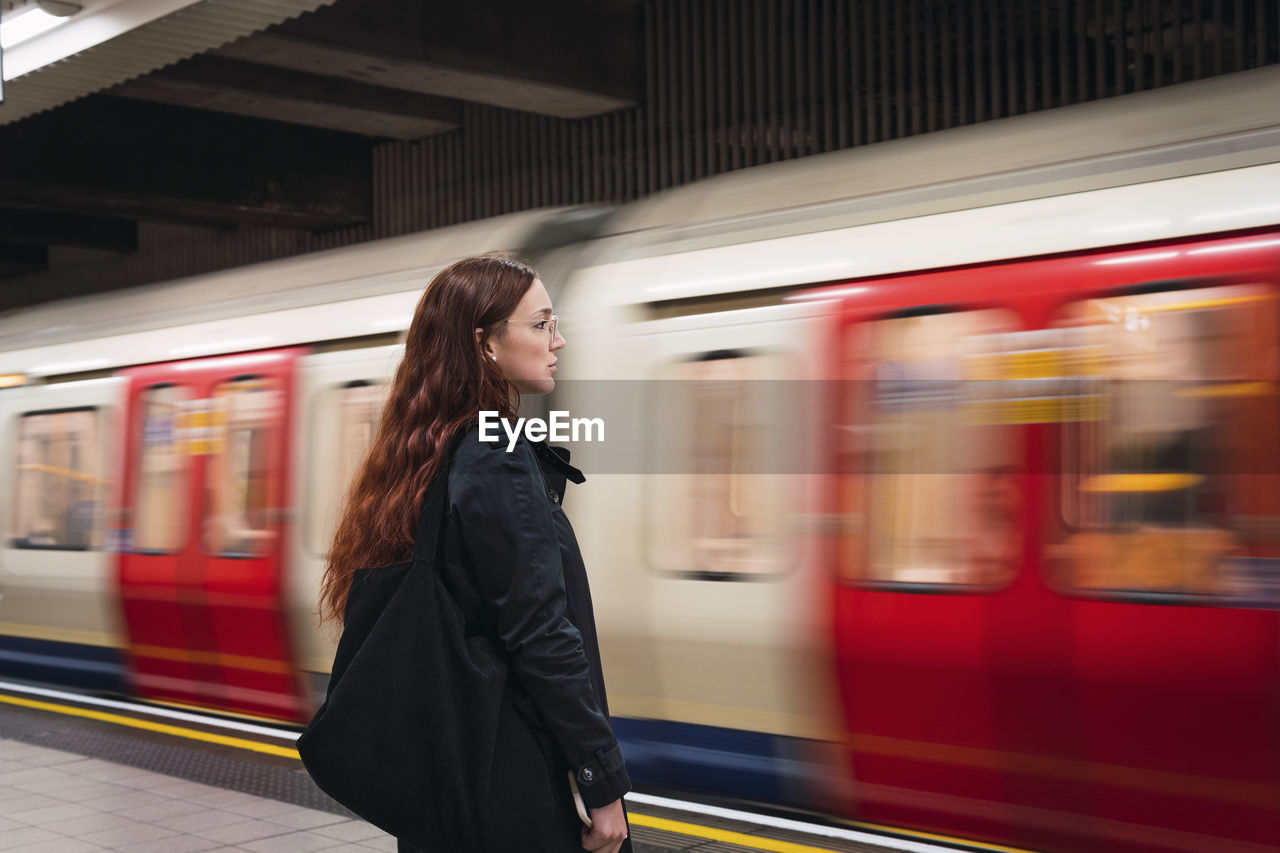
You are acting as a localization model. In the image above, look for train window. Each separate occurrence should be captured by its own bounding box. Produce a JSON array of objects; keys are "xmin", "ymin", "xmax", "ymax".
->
[
  {"xmin": 133, "ymin": 385, "xmax": 190, "ymax": 552},
  {"xmin": 11, "ymin": 408, "xmax": 105, "ymax": 550},
  {"xmin": 306, "ymin": 381, "xmax": 386, "ymax": 556},
  {"xmin": 203, "ymin": 376, "xmax": 283, "ymax": 558},
  {"xmin": 837, "ymin": 309, "xmax": 1022, "ymax": 589},
  {"xmin": 645, "ymin": 351, "xmax": 792, "ymax": 579},
  {"xmin": 1049, "ymin": 284, "xmax": 1279, "ymax": 603}
]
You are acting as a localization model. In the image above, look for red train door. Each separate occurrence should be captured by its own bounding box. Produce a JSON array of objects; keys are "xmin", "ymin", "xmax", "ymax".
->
[
  {"xmin": 116, "ymin": 348, "xmax": 305, "ymax": 721},
  {"xmin": 828, "ymin": 293, "xmax": 1030, "ymax": 845},
  {"xmin": 1037, "ymin": 269, "xmax": 1280, "ymax": 850}
]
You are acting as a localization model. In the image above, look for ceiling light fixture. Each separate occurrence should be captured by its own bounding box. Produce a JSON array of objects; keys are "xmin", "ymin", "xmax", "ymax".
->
[
  {"xmin": 36, "ymin": 0, "xmax": 83, "ymax": 15},
  {"xmin": 0, "ymin": 3, "xmax": 78, "ymax": 50},
  {"xmin": 1, "ymin": 0, "xmax": 200, "ymax": 82}
]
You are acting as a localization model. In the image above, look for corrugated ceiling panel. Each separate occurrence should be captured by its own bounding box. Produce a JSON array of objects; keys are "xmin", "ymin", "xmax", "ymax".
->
[{"xmin": 0, "ymin": 0, "xmax": 336, "ymax": 124}]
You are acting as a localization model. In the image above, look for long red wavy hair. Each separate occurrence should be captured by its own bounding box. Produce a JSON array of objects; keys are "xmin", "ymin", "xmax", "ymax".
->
[{"xmin": 319, "ymin": 252, "xmax": 538, "ymax": 625}]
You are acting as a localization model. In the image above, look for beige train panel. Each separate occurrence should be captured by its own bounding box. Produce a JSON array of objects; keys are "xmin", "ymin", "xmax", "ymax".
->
[
  {"xmin": 556, "ymin": 297, "xmax": 836, "ymax": 740},
  {"xmin": 642, "ymin": 638, "xmax": 841, "ymax": 742},
  {"xmin": 0, "ymin": 378, "xmax": 127, "ymax": 654},
  {"xmin": 287, "ymin": 346, "xmax": 404, "ymax": 685}
]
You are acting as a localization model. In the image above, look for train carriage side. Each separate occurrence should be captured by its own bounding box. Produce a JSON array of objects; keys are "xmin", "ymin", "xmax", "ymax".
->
[
  {"xmin": 570, "ymin": 64, "xmax": 1280, "ymax": 850},
  {"xmin": 818, "ymin": 230, "xmax": 1280, "ymax": 852}
]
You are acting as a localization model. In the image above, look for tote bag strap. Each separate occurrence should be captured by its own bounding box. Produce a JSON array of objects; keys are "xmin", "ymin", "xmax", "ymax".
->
[
  {"xmin": 410, "ymin": 468, "xmax": 448, "ymax": 567},
  {"xmin": 410, "ymin": 429, "xmax": 467, "ymax": 567}
]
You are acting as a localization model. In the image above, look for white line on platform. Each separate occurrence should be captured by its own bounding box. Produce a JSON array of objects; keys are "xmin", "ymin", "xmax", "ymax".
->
[
  {"xmin": 0, "ymin": 679, "xmax": 301, "ymax": 741},
  {"xmin": 624, "ymin": 791, "xmax": 965, "ymax": 853}
]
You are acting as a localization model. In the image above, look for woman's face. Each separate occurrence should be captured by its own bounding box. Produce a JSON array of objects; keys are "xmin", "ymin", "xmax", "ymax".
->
[{"xmin": 483, "ymin": 278, "xmax": 565, "ymax": 395}]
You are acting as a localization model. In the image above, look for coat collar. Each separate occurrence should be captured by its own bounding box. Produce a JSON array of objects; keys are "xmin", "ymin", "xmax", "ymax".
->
[{"xmin": 530, "ymin": 440, "xmax": 586, "ymax": 488}]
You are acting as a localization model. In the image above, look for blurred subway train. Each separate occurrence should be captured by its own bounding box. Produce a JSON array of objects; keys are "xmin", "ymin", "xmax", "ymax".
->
[{"xmin": 3, "ymin": 66, "xmax": 1280, "ymax": 852}]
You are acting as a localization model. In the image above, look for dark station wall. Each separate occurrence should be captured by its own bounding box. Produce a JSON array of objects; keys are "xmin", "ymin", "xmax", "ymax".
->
[{"xmin": 6, "ymin": 0, "xmax": 1280, "ymax": 308}]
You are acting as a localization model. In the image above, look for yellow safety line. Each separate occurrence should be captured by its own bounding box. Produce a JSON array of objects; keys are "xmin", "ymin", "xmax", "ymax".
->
[
  {"xmin": 0, "ymin": 694, "xmax": 300, "ymax": 760},
  {"xmin": 628, "ymin": 813, "xmax": 842, "ymax": 853},
  {"xmin": 631, "ymin": 812, "xmax": 1036, "ymax": 853},
  {"xmin": 0, "ymin": 692, "xmax": 1040, "ymax": 852},
  {"xmin": 146, "ymin": 696, "xmax": 297, "ymax": 725}
]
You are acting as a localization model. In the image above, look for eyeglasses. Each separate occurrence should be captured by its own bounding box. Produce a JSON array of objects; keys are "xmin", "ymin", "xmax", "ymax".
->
[{"xmin": 506, "ymin": 314, "xmax": 559, "ymax": 341}]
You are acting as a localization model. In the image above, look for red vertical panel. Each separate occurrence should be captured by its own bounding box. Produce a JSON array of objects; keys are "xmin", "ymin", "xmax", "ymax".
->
[{"xmin": 118, "ymin": 348, "xmax": 307, "ymax": 722}]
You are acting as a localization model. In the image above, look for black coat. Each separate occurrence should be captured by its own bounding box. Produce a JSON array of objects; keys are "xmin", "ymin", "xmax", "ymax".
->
[{"xmin": 411, "ymin": 423, "xmax": 632, "ymax": 851}]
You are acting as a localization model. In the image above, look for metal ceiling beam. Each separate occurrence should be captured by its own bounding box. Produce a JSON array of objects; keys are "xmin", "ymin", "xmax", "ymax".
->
[
  {"xmin": 0, "ymin": 97, "xmax": 372, "ymax": 229},
  {"xmin": 0, "ymin": 242, "xmax": 49, "ymax": 279},
  {"xmin": 216, "ymin": 0, "xmax": 641, "ymax": 119},
  {"xmin": 0, "ymin": 209, "xmax": 137, "ymax": 252},
  {"xmin": 109, "ymin": 55, "xmax": 463, "ymax": 141}
]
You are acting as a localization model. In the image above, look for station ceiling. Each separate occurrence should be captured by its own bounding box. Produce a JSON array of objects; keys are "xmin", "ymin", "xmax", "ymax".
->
[
  {"xmin": 0, "ymin": 0, "xmax": 640, "ymax": 280},
  {"xmin": 2, "ymin": 0, "xmax": 1274, "ymax": 308}
]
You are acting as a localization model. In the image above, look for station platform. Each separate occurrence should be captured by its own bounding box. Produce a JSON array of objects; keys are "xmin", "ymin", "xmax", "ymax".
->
[{"xmin": 0, "ymin": 679, "xmax": 969, "ymax": 853}]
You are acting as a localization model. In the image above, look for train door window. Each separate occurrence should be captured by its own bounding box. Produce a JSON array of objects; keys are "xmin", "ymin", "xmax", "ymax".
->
[
  {"xmin": 1049, "ymin": 283, "xmax": 1278, "ymax": 602},
  {"xmin": 306, "ymin": 380, "xmax": 386, "ymax": 555},
  {"xmin": 837, "ymin": 309, "xmax": 1022, "ymax": 589},
  {"xmin": 204, "ymin": 376, "xmax": 283, "ymax": 558},
  {"xmin": 11, "ymin": 408, "xmax": 105, "ymax": 550},
  {"xmin": 646, "ymin": 351, "xmax": 792, "ymax": 579},
  {"xmin": 133, "ymin": 384, "xmax": 190, "ymax": 552}
]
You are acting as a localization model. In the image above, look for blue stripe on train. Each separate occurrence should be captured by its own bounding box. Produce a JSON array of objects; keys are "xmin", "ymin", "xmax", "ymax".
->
[
  {"xmin": 0, "ymin": 635, "xmax": 126, "ymax": 693},
  {"xmin": 0, "ymin": 634, "xmax": 818, "ymax": 809},
  {"xmin": 611, "ymin": 716, "xmax": 813, "ymax": 806}
]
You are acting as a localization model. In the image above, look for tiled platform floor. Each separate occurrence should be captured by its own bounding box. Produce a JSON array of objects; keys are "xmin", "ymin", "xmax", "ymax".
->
[{"xmin": 0, "ymin": 737, "xmax": 398, "ymax": 853}]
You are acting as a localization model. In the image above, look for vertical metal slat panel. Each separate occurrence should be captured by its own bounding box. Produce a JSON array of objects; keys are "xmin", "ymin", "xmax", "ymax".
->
[
  {"xmin": 893, "ymin": 0, "xmax": 906, "ymax": 137},
  {"xmin": 1001, "ymin": 0, "xmax": 1014, "ymax": 117},
  {"xmin": 812, "ymin": 0, "xmax": 825, "ymax": 152},
  {"xmin": 1234, "ymin": 0, "xmax": 1245, "ymax": 72},
  {"xmin": 728, "ymin": 0, "xmax": 744, "ymax": 169},
  {"xmin": 1153, "ymin": 0, "xmax": 1165, "ymax": 88},
  {"xmin": 716, "ymin": 0, "xmax": 730, "ymax": 172},
  {"xmin": 689, "ymin": 2, "xmax": 704, "ymax": 180},
  {"xmin": 956, "ymin": 0, "xmax": 969, "ymax": 125},
  {"xmin": 1100, "ymin": 0, "xmax": 1111, "ymax": 96},
  {"xmin": 680, "ymin": 0, "xmax": 691, "ymax": 180},
  {"xmin": 1115, "ymin": 0, "xmax": 1128, "ymax": 95},
  {"xmin": 940, "ymin": 0, "xmax": 953, "ymax": 129},
  {"xmin": 907, "ymin": 0, "xmax": 920, "ymax": 135},
  {"xmin": 974, "ymin": 2, "xmax": 986, "ymax": 122},
  {"xmin": 1078, "ymin": 0, "xmax": 1089, "ymax": 100},
  {"xmin": 1213, "ymin": 0, "xmax": 1224, "ymax": 75}
]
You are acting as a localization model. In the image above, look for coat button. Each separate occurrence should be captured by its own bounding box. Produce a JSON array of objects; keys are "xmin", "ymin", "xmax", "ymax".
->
[
  {"xmin": 548, "ymin": 488, "xmax": 560, "ymax": 504},
  {"xmin": 579, "ymin": 767, "xmax": 594, "ymax": 783}
]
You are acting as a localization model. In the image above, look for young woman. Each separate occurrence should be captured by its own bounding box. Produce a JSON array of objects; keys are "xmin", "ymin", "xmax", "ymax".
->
[{"xmin": 320, "ymin": 253, "xmax": 632, "ymax": 852}]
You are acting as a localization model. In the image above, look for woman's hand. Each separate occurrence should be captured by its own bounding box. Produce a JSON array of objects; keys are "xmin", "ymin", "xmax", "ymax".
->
[{"xmin": 581, "ymin": 798, "xmax": 628, "ymax": 852}]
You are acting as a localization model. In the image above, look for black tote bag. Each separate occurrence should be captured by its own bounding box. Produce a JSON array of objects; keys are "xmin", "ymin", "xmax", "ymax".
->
[{"xmin": 298, "ymin": 457, "xmax": 552, "ymax": 851}]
